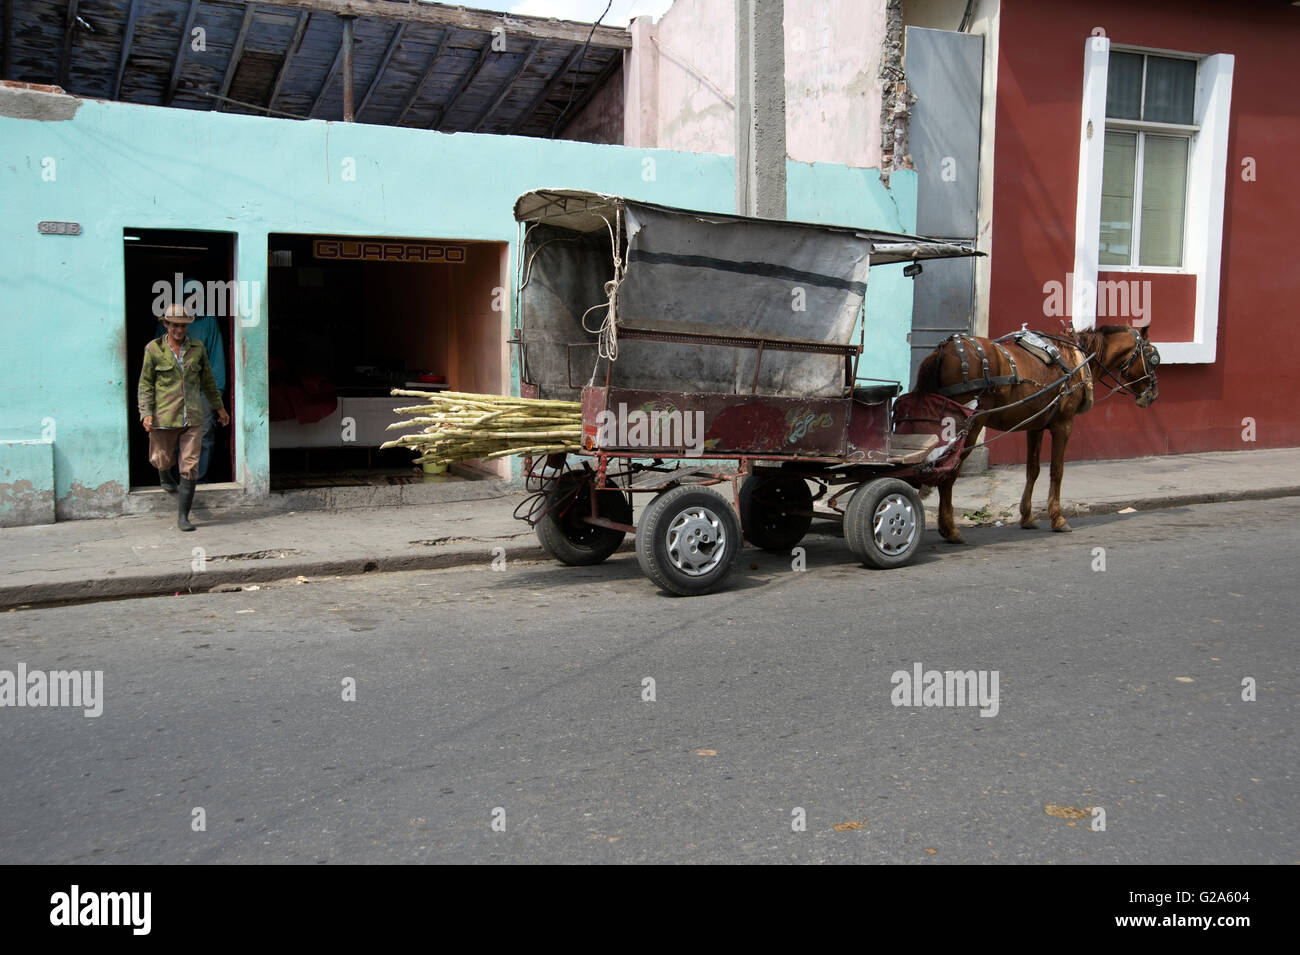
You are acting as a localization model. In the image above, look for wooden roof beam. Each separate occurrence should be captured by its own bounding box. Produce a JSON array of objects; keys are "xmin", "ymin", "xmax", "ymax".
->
[
  {"xmin": 113, "ymin": 0, "xmax": 141, "ymax": 99},
  {"xmin": 511, "ymin": 44, "xmax": 582, "ymax": 134},
  {"xmin": 2, "ymin": 0, "xmax": 13, "ymax": 81},
  {"xmin": 60, "ymin": 0, "xmax": 82, "ymax": 90},
  {"xmin": 256, "ymin": 0, "xmax": 630, "ymax": 49},
  {"xmin": 308, "ymin": 33, "xmax": 346, "ymax": 118},
  {"xmin": 394, "ymin": 27, "xmax": 451, "ymax": 126},
  {"xmin": 216, "ymin": 2, "xmax": 258, "ymax": 109},
  {"xmin": 470, "ymin": 40, "xmax": 538, "ymax": 133},
  {"xmin": 266, "ymin": 11, "xmax": 311, "ymax": 112},
  {"xmin": 548, "ymin": 51, "xmax": 621, "ymax": 138},
  {"xmin": 355, "ymin": 21, "xmax": 405, "ymax": 118},
  {"xmin": 165, "ymin": 0, "xmax": 202, "ymax": 106},
  {"xmin": 432, "ymin": 36, "xmax": 492, "ymax": 131}
]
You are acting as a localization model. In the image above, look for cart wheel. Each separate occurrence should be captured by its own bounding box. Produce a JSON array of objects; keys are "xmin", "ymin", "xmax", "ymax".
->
[
  {"xmin": 535, "ymin": 473, "xmax": 632, "ymax": 566},
  {"xmin": 636, "ymin": 486, "xmax": 740, "ymax": 596},
  {"xmin": 844, "ymin": 478, "xmax": 925, "ymax": 569},
  {"xmin": 738, "ymin": 474, "xmax": 813, "ymax": 551}
]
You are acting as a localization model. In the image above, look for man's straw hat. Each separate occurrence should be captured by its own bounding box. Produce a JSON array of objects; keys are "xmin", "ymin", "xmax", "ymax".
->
[{"xmin": 162, "ymin": 303, "xmax": 195, "ymax": 324}]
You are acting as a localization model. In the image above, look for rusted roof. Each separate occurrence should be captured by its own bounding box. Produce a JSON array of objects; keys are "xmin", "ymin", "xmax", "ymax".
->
[{"xmin": 0, "ymin": 0, "xmax": 627, "ymax": 136}]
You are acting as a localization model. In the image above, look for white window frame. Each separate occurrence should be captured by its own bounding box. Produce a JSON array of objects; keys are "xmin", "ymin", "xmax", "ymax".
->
[{"xmin": 1072, "ymin": 37, "xmax": 1233, "ymax": 363}]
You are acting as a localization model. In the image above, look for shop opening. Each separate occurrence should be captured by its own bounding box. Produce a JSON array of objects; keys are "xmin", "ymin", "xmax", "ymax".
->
[
  {"xmin": 266, "ymin": 234, "xmax": 508, "ymax": 489},
  {"xmin": 124, "ymin": 229, "xmax": 237, "ymax": 490}
]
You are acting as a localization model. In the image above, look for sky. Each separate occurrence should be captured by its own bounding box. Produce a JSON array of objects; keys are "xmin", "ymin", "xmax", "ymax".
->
[{"xmin": 426, "ymin": 0, "xmax": 676, "ymax": 28}]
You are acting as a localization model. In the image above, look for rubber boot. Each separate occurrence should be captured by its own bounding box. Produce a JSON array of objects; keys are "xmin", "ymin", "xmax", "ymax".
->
[
  {"xmin": 177, "ymin": 478, "xmax": 197, "ymax": 532},
  {"xmin": 158, "ymin": 468, "xmax": 178, "ymax": 494}
]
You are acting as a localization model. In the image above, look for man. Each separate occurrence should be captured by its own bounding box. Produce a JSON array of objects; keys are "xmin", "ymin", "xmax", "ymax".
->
[
  {"xmin": 154, "ymin": 283, "xmax": 226, "ymax": 482},
  {"xmin": 138, "ymin": 303, "xmax": 230, "ymax": 531}
]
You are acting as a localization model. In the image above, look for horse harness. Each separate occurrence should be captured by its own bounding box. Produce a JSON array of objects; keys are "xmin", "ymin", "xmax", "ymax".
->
[
  {"xmin": 934, "ymin": 330, "xmax": 1094, "ymax": 415},
  {"xmin": 933, "ymin": 334, "xmax": 1022, "ymax": 398}
]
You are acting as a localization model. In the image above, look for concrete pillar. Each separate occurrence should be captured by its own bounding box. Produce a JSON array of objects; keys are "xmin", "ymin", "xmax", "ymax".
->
[
  {"xmin": 624, "ymin": 18, "xmax": 659, "ymax": 149},
  {"xmin": 735, "ymin": 0, "xmax": 786, "ymax": 218}
]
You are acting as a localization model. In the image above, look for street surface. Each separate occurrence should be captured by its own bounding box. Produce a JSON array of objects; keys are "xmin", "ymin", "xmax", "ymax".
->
[{"xmin": 1, "ymin": 497, "xmax": 1295, "ymax": 863}]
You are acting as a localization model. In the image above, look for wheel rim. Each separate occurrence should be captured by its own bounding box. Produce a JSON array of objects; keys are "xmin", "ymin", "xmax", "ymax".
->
[
  {"xmin": 665, "ymin": 506, "xmax": 728, "ymax": 576},
  {"xmin": 873, "ymin": 493, "xmax": 917, "ymax": 555}
]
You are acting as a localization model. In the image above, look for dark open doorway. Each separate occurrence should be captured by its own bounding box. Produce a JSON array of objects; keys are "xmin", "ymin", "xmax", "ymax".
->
[
  {"xmin": 266, "ymin": 234, "xmax": 507, "ymax": 490},
  {"xmin": 123, "ymin": 229, "xmax": 236, "ymax": 490}
]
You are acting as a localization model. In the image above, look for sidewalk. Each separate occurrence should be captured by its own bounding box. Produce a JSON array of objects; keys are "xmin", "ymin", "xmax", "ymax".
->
[{"xmin": 2, "ymin": 447, "xmax": 1297, "ymax": 608}]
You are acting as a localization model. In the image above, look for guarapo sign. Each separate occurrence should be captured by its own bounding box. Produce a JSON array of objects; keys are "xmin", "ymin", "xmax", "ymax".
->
[{"xmin": 313, "ymin": 239, "xmax": 466, "ymax": 264}]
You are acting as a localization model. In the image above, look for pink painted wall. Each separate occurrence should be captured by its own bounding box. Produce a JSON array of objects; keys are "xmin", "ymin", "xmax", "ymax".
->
[{"xmin": 625, "ymin": 0, "xmax": 887, "ymax": 170}]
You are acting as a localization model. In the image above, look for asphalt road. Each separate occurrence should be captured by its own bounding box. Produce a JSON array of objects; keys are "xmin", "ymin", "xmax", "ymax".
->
[{"xmin": 1, "ymin": 497, "xmax": 1295, "ymax": 864}]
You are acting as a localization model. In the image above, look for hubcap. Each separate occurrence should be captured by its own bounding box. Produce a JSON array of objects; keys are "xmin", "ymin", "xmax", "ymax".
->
[
  {"xmin": 666, "ymin": 506, "xmax": 727, "ymax": 576},
  {"xmin": 873, "ymin": 494, "xmax": 917, "ymax": 556}
]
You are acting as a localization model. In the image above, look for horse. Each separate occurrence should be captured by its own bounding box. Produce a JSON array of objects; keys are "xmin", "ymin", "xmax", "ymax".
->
[{"xmin": 913, "ymin": 325, "xmax": 1160, "ymax": 543}]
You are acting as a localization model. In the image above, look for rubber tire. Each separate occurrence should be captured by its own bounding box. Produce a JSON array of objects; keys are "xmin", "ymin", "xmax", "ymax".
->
[
  {"xmin": 635, "ymin": 485, "xmax": 741, "ymax": 596},
  {"xmin": 738, "ymin": 473, "xmax": 814, "ymax": 551},
  {"xmin": 844, "ymin": 478, "xmax": 925, "ymax": 569},
  {"xmin": 535, "ymin": 474, "xmax": 632, "ymax": 566}
]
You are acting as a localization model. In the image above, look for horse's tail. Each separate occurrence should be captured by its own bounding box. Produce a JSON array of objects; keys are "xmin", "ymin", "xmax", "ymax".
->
[{"xmin": 914, "ymin": 346, "xmax": 945, "ymax": 394}]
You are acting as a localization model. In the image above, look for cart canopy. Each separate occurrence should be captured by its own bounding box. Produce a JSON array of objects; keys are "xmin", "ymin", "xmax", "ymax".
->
[{"xmin": 514, "ymin": 189, "xmax": 978, "ymax": 400}]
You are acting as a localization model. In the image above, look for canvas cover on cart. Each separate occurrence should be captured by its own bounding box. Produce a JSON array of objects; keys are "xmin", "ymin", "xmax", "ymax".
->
[{"xmin": 513, "ymin": 189, "xmax": 976, "ymax": 400}]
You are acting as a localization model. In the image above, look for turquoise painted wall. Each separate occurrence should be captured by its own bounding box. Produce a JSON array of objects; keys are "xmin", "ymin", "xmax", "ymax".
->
[{"xmin": 0, "ymin": 89, "xmax": 918, "ymax": 521}]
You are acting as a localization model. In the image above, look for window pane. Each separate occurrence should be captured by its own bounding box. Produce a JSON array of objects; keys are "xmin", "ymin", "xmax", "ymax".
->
[
  {"xmin": 1106, "ymin": 52, "xmax": 1143, "ymax": 119},
  {"xmin": 1143, "ymin": 56, "xmax": 1196, "ymax": 124},
  {"xmin": 1100, "ymin": 131, "xmax": 1137, "ymax": 266},
  {"xmin": 1139, "ymin": 135, "xmax": 1189, "ymax": 267}
]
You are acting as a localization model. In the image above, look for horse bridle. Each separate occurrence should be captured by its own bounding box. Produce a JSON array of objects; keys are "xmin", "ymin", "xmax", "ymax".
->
[{"xmin": 1082, "ymin": 328, "xmax": 1159, "ymax": 403}]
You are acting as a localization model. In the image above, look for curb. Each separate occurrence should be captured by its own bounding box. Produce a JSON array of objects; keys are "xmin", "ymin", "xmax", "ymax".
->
[{"xmin": 4, "ymin": 485, "xmax": 1299, "ymax": 610}]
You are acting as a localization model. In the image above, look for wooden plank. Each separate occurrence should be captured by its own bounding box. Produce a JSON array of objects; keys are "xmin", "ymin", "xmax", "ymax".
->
[
  {"xmin": 255, "ymin": 0, "xmax": 629, "ymax": 48},
  {"xmin": 470, "ymin": 39, "xmax": 538, "ymax": 132},
  {"xmin": 60, "ymin": 0, "xmax": 82, "ymax": 90},
  {"xmin": 432, "ymin": 35, "xmax": 492, "ymax": 131},
  {"xmin": 394, "ymin": 26, "xmax": 450, "ymax": 126},
  {"xmin": 355, "ymin": 21, "xmax": 404, "ymax": 118},
  {"xmin": 113, "ymin": 0, "xmax": 141, "ymax": 99},
  {"xmin": 216, "ymin": 2, "xmax": 258, "ymax": 108},
  {"xmin": 266, "ymin": 11, "xmax": 310, "ymax": 111},
  {"xmin": 165, "ymin": 0, "xmax": 203, "ymax": 106}
]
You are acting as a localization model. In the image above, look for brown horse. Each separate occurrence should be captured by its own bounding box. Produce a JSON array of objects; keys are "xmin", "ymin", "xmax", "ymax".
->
[{"xmin": 914, "ymin": 325, "xmax": 1160, "ymax": 543}]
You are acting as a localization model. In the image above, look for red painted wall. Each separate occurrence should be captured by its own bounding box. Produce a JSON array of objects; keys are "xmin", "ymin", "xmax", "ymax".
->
[{"xmin": 989, "ymin": 0, "xmax": 1300, "ymax": 462}]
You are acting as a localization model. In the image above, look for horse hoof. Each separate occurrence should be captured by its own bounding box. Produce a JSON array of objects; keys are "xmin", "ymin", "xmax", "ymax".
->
[
  {"xmin": 942, "ymin": 532, "xmax": 966, "ymax": 544},
  {"xmin": 1052, "ymin": 521, "xmax": 1072, "ymax": 533},
  {"xmin": 1020, "ymin": 521, "xmax": 1038, "ymax": 530}
]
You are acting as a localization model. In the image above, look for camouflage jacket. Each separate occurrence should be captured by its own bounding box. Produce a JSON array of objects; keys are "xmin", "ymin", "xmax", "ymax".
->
[{"xmin": 137, "ymin": 336, "xmax": 225, "ymax": 429}]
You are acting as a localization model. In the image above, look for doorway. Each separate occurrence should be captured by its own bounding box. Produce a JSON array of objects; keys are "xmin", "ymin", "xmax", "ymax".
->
[
  {"xmin": 266, "ymin": 234, "xmax": 508, "ymax": 490},
  {"xmin": 123, "ymin": 229, "xmax": 236, "ymax": 490}
]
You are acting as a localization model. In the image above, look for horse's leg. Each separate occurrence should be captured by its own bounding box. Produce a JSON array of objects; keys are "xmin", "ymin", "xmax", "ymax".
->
[
  {"xmin": 937, "ymin": 421, "xmax": 983, "ymax": 544},
  {"xmin": 1047, "ymin": 417, "xmax": 1074, "ymax": 532},
  {"xmin": 937, "ymin": 474, "xmax": 962, "ymax": 543},
  {"xmin": 1020, "ymin": 429, "xmax": 1044, "ymax": 529}
]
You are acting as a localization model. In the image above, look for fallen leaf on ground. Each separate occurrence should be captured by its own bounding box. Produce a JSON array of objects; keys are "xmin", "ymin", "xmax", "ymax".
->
[
  {"xmin": 832, "ymin": 819, "xmax": 867, "ymax": 831},
  {"xmin": 1044, "ymin": 804, "xmax": 1090, "ymax": 819},
  {"xmin": 694, "ymin": 749, "xmax": 717, "ymax": 757},
  {"xmin": 1175, "ymin": 676, "xmax": 1195, "ymax": 683},
  {"xmin": 236, "ymin": 609, "xmax": 255, "ymax": 614},
  {"xmin": 924, "ymin": 847, "xmax": 938, "ymax": 855}
]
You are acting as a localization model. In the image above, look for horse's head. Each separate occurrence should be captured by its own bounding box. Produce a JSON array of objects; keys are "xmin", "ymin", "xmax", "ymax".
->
[{"xmin": 1089, "ymin": 325, "xmax": 1160, "ymax": 407}]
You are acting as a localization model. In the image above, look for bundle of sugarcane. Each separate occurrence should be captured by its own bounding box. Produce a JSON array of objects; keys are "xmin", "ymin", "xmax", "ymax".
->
[{"xmin": 382, "ymin": 388, "xmax": 582, "ymax": 467}]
